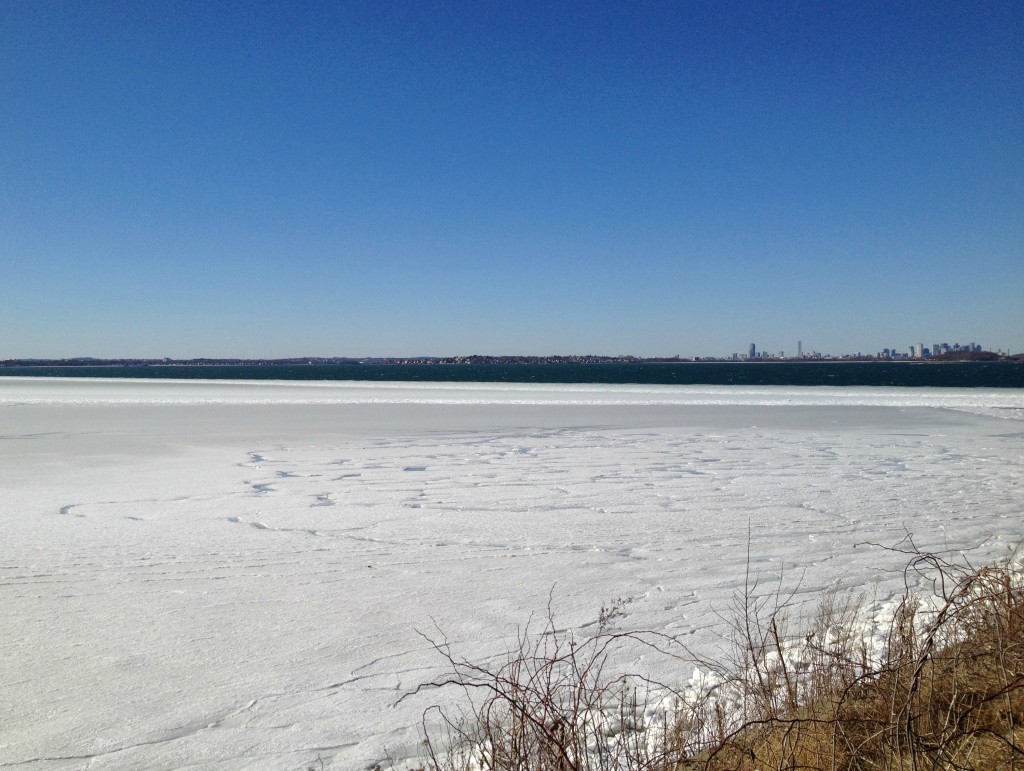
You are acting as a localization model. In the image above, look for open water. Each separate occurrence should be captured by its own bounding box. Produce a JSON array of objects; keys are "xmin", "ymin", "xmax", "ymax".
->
[{"xmin": 2, "ymin": 361, "xmax": 1023, "ymax": 387}]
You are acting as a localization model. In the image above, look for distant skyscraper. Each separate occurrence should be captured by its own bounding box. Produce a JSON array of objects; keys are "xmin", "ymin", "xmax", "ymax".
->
[
  {"xmin": 749, "ymin": 343, "xmax": 756, "ymax": 360},
  {"xmin": 798, "ymin": 340, "xmax": 802, "ymax": 358}
]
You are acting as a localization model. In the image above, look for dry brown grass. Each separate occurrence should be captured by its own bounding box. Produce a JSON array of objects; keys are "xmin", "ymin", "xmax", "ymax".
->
[{"xmin": 408, "ymin": 542, "xmax": 1024, "ymax": 771}]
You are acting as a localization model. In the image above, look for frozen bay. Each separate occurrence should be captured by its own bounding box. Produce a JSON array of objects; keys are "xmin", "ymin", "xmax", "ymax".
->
[{"xmin": 1, "ymin": 378, "xmax": 1023, "ymax": 769}]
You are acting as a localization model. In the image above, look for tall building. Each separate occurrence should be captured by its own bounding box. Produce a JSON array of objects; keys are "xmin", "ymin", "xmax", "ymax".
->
[
  {"xmin": 749, "ymin": 343, "xmax": 756, "ymax": 360},
  {"xmin": 797, "ymin": 340, "xmax": 802, "ymax": 358}
]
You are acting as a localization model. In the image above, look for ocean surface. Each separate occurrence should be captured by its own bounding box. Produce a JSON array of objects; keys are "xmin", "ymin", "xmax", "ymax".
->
[{"xmin": 2, "ymin": 361, "xmax": 1023, "ymax": 387}]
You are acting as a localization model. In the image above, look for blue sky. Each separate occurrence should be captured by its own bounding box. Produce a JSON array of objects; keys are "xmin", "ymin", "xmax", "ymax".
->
[{"xmin": 2, "ymin": 1, "xmax": 1021, "ymax": 358}]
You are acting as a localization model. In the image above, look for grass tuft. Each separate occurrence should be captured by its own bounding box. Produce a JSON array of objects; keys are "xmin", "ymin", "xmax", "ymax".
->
[{"xmin": 407, "ymin": 542, "xmax": 1024, "ymax": 770}]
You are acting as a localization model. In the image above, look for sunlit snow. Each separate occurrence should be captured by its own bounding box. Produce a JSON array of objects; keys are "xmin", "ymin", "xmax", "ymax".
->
[{"xmin": 2, "ymin": 378, "xmax": 1022, "ymax": 769}]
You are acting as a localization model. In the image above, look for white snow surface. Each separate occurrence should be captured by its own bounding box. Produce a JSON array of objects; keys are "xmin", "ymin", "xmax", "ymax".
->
[{"xmin": 1, "ymin": 378, "xmax": 1022, "ymax": 769}]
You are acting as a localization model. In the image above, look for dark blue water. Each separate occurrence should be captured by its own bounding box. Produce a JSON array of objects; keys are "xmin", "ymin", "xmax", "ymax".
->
[{"xmin": 2, "ymin": 362, "xmax": 1023, "ymax": 388}]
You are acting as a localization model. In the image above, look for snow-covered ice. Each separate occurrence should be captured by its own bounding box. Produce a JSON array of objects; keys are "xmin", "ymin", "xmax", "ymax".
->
[{"xmin": 1, "ymin": 378, "xmax": 1022, "ymax": 769}]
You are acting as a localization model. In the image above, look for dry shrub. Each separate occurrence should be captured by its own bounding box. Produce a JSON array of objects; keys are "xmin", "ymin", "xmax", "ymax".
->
[
  {"xmin": 411, "ymin": 542, "xmax": 1024, "ymax": 770},
  {"xmin": 409, "ymin": 606, "xmax": 688, "ymax": 771}
]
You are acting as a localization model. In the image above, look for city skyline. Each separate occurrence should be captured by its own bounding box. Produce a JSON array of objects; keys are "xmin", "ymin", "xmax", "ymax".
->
[
  {"xmin": 2, "ymin": 337, "xmax": 1013, "ymax": 365},
  {"xmin": 2, "ymin": 2, "xmax": 1021, "ymax": 358}
]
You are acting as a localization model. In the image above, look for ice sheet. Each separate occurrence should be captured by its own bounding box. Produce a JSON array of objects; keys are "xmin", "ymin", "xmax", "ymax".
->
[
  {"xmin": 1, "ymin": 376, "xmax": 1022, "ymax": 417},
  {"xmin": 1, "ymin": 379, "xmax": 1022, "ymax": 769}
]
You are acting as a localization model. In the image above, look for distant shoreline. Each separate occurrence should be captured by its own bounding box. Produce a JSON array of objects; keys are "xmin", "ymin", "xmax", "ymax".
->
[{"xmin": 1, "ymin": 353, "xmax": 1019, "ymax": 368}]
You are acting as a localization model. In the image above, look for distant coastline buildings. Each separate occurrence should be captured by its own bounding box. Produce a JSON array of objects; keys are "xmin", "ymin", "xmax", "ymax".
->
[
  {"xmin": 1, "ymin": 343, "xmax": 1017, "ymax": 369},
  {"xmin": 731, "ymin": 341, "xmax": 1005, "ymax": 361},
  {"xmin": 891, "ymin": 342, "xmax": 984, "ymax": 360}
]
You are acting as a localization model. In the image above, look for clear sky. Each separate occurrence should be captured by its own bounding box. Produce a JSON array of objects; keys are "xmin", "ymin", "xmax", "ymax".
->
[{"xmin": 2, "ymin": 1, "xmax": 1021, "ymax": 358}]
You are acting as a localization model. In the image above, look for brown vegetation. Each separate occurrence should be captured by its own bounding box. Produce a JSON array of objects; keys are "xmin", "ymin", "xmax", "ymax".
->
[
  {"xmin": 931, "ymin": 351, "xmax": 1006, "ymax": 362},
  {"xmin": 407, "ymin": 543, "xmax": 1024, "ymax": 770}
]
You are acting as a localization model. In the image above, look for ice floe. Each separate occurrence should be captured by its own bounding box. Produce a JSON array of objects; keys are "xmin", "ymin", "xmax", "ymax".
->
[{"xmin": 1, "ymin": 379, "xmax": 1022, "ymax": 768}]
